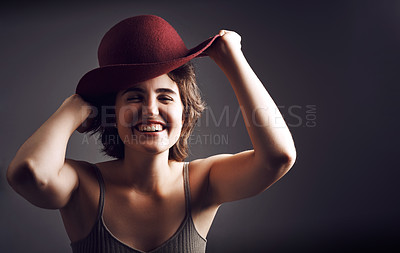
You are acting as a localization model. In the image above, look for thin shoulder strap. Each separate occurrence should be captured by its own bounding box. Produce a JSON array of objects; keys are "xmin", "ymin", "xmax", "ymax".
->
[
  {"xmin": 183, "ymin": 162, "xmax": 192, "ymax": 214},
  {"xmin": 92, "ymin": 164, "xmax": 106, "ymax": 220}
]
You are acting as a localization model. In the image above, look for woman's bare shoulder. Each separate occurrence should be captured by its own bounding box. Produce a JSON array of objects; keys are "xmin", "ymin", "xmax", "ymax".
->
[
  {"xmin": 188, "ymin": 154, "xmax": 233, "ymax": 184},
  {"xmin": 187, "ymin": 157, "xmax": 224, "ymax": 206},
  {"xmin": 61, "ymin": 159, "xmax": 103, "ymax": 242}
]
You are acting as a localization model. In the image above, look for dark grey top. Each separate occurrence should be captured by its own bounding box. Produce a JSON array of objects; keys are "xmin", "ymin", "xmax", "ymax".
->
[{"xmin": 70, "ymin": 162, "xmax": 207, "ymax": 253}]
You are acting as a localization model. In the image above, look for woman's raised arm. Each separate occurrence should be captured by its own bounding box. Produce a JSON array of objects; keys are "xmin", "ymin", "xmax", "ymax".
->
[
  {"xmin": 6, "ymin": 94, "xmax": 92, "ymax": 209},
  {"xmin": 199, "ymin": 30, "xmax": 297, "ymax": 205}
]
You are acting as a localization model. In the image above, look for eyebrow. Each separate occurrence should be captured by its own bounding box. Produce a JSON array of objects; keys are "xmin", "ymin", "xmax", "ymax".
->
[{"xmin": 122, "ymin": 87, "xmax": 177, "ymax": 96}]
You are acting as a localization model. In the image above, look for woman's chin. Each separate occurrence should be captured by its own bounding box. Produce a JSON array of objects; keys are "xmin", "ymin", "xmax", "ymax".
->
[
  {"xmin": 124, "ymin": 139, "xmax": 171, "ymax": 156},
  {"xmin": 120, "ymin": 129, "xmax": 180, "ymax": 157},
  {"xmin": 141, "ymin": 142, "xmax": 170, "ymax": 154}
]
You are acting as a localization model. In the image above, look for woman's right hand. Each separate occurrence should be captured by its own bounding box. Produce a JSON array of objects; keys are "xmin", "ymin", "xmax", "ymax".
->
[{"xmin": 59, "ymin": 94, "xmax": 95, "ymax": 133}]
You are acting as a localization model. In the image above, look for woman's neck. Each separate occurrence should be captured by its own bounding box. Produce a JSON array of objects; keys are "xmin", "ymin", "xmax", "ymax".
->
[{"xmin": 116, "ymin": 149, "xmax": 180, "ymax": 196}]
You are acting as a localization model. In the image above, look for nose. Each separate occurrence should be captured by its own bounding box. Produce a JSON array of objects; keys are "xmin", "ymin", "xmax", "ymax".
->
[{"xmin": 142, "ymin": 97, "xmax": 159, "ymax": 117}]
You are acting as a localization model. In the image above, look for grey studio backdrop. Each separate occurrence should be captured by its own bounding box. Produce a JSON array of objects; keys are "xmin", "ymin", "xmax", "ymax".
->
[{"xmin": 1, "ymin": 0, "xmax": 399, "ymax": 252}]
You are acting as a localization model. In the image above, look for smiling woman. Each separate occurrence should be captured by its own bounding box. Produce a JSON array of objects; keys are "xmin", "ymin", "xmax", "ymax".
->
[
  {"xmin": 86, "ymin": 62, "xmax": 205, "ymax": 162},
  {"xmin": 6, "ymin": 15, "xmax": 296, "ymax": 253},
  {"xmin": 114, "ymin": 74, "xmax": 184, "ymax": 157}
]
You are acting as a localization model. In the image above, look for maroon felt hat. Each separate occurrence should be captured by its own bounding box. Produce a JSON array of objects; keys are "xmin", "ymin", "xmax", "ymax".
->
[{"xmin": 76, "ymin": 15, "xmax": 219, "ymax": 97}]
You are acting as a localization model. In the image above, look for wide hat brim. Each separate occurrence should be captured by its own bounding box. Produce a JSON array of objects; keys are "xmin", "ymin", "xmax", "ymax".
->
[{"xmin": 76, "ymin": 34, "xmax": 220, "ymax": 99}]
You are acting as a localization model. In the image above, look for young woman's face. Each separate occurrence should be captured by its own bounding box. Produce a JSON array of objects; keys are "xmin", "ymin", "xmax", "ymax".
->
[{"xmin": 114, "ymin": 74, "xmax": 184, "ymax": 155}]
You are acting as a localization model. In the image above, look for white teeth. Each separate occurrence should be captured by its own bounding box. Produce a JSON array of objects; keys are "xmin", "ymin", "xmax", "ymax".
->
[{"xmin": 138, "ymin": 124, "xmax": 163, "ymax": 132}]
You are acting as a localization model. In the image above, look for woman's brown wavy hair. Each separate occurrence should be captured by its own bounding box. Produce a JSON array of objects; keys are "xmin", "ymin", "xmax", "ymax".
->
[{"xmin": 85, "ymin": 62, "xmax": 205, "ymax": 162}]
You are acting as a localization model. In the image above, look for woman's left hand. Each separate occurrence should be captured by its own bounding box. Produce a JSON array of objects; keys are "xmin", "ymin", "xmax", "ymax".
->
[{"xmin": 205, "ymin": 30, "xmax": 242, "ymax": 63}]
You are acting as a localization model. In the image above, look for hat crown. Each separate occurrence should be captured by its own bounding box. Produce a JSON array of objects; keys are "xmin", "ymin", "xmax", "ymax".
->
[{"xmin": 98, "ymin": 15, "xmax": 188, "ymax": 66}]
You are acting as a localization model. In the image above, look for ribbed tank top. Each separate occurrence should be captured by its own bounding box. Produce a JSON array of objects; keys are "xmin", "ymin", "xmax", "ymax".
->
[{"xmin": 70, "ymin": 162, "xmax": 207, "ymax": 253}]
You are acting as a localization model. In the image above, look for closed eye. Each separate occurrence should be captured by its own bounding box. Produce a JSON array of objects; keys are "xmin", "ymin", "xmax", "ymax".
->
[
  {"xmin": 127, "ymin": 95, "xmax": 143, "ymax": 102},
  {"xmin": 158, "ymin": 95, "xmax": 173, "ymax": 103}
]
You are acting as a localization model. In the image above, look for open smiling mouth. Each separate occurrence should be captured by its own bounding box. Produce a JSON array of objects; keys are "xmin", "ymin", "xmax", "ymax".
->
[{"xmin": 133, "ymin": 123, "xmax": 166, "ymax": 133}]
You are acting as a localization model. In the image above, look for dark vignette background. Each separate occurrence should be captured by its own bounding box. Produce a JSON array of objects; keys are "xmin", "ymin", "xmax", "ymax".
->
[{"xmin": 1, "ymin": 0, "xmax": 399, "ymax": 252}]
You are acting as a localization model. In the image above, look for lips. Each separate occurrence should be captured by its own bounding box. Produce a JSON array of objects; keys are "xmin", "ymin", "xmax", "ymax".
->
[{"xmin": 133, "ymin": 121, "xmax": 166, "ymax": 133}]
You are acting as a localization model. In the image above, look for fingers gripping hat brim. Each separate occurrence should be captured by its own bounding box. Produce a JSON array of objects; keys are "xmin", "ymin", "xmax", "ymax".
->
[{"xmin": 76, "ymin": 34, "xmax": 220, "ymax": 98}]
